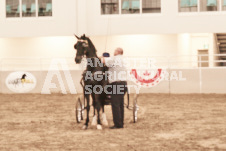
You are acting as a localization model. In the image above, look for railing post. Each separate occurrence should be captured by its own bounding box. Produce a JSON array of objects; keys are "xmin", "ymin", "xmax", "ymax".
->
[
  {"xmin": 0, "ymin": 58, "xmax": 2, "ymax": 94},
  {"xmin": 199, "ymin": 55, "xmax": 202, "ymax": 94},
  {"xmin": 168, "ymin": 56, "xmax": 171, "ymax": 95}
]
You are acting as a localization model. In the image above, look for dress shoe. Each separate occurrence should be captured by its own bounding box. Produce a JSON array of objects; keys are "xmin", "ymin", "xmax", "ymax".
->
[{"xmin": 109, "ymin": 126, "xmax": 123, "ymax": 129}]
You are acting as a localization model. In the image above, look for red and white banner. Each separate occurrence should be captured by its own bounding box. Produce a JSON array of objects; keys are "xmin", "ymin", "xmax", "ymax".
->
[{"xmin": 130, "ymin": 68, "xmax": 165, "ymax": 88}]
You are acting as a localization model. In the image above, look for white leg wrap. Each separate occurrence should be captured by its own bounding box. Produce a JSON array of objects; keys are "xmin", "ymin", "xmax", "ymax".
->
[
  {"xmin": 91, "ymin": 115, "xmax": 97, "ymax": 126},
  {"xmin": 102, "ymin": 113, "xmax": 108, "ymax": 126}
]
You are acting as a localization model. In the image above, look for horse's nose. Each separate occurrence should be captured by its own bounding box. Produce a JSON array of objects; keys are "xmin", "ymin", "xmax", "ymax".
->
[
  {"xmin": 75, "ymin": 57, "xmax": 81, "ymax": 64},
  {"xmin": 74, "ymin": 44, "xmax": 77, "ymax": 49},
  {"xmin": 75, "ymin": 58, "xmax": 79, "ymax": 63}
]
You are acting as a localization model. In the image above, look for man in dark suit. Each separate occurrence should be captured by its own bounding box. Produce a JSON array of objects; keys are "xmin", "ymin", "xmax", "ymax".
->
[{"xmin": 101, "ymin": 48, "xmax": 127, "ymax": 129}]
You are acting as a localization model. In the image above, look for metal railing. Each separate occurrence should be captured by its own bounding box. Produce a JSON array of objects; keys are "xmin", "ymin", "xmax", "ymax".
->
[{"xmin": 0, "ymin": 54, "xmax": 226, "ymax": 71}]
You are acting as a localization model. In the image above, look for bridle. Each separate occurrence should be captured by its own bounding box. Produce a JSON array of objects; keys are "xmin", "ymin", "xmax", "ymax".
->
[
  {"xmin": 77, "ymin": 39, "xmax": 88, "ymax": 47},
  {"xmin": 74, "ymin": 35, "xmax": 98, "ymax": 61},
  {"xmin": 76, "ymin": 39, "xmax": 89, "ymax": 57}
]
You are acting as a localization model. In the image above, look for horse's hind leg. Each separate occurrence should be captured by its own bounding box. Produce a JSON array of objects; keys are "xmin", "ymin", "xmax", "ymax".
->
[
  {"xmin": 92, "ymin": 93, "xmax": 96, "ymax": 116},
  {"xmin": 96, "ymin": 103, "xmax": 102, "ymax": 130},
  {"xmin": 91, "ymin": 94, "xmax": 97, "ymax": 126},
  {"xmin": 95, "ymin": 96, "xmax": 102, "ymax": 130},
  {"xmin": 83, "ymin": 94, "xmax": 90, "ymax": 130},
  {"xmin": 102, "ymin": 104, "xmax": 108, "ymax": 126}
]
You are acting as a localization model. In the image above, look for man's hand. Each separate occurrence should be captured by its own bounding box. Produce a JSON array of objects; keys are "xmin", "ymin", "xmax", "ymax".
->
[{"xmin": 99, "ymin": 56, "xmax": 105, "ymax": 64}]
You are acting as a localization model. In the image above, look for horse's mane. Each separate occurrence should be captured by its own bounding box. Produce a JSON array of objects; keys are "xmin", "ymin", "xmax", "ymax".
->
[{"xmin": 86, "ymin": 37, "xmax": 97, "ymax": 54}]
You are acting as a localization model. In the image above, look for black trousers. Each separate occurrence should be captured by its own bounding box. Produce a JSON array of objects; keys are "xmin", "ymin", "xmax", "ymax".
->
[{"xmin": 110, "ymin": 81, "xmax": 126, "ymax": 128}]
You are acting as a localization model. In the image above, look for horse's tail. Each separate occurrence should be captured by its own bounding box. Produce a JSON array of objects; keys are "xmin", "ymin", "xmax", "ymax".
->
[{"xmin": 80, "ymin": 77, "xmax": 84, "ymax": 87}]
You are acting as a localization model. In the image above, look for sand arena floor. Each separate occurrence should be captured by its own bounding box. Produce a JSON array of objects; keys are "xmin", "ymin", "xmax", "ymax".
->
[{"xmin": 0, "ymin": 93, "xmax": 226, "ymax": 150}]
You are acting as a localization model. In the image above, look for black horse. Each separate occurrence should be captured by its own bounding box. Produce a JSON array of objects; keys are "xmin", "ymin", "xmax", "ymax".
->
[{"xmin": 74, "ymin": 34, "xmax": 109, "ymax": 130}]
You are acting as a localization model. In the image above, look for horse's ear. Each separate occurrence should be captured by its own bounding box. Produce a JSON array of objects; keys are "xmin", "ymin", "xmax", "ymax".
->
[
  {"xmin": 74, "ymin": 34, "xmax": 79, "ymax": 39},
  {"xmin": 82, "ymin": 34, "xmax": 88, "ymax": 39}
]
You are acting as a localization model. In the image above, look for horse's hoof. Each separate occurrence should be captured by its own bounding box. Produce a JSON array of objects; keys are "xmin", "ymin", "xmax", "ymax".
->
[
  {"xmin": 97, "ymin": 124, "xmax": 102, "ymax": 130},
  {"xmin": 91, "ymin": 116, "xmax": 97, "ymax": 126},
  {"xmin": 82, "ymin": 125, "xmax": 88, "ymax": 130}
]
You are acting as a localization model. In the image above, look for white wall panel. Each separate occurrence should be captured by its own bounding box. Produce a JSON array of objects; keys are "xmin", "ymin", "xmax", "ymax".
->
[{"xmin": 0, "ymin": 34, "xmax": 178, "ymax": 60}]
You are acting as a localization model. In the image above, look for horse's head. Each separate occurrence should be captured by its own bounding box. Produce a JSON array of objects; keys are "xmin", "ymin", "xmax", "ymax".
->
[
  {"xmin": 21, "ymin": 74, "xmax": 26, "ymax": 80},
  {"xmin": 74, "ymin": 34, "xmax": 89, "ymax": 64}
]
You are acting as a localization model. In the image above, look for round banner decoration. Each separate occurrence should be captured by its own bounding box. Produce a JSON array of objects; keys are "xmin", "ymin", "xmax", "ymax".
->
[{"xmin": 5, "ymin": 71, "xmax": 37, "ymax": 93}]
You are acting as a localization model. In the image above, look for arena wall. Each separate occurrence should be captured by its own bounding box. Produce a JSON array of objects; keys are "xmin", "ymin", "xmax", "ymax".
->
[
  {"xmin": 0, "ymin": 68, "xmax": 226, "ymax": 94},
  {"xmin": 0, "ymin": 34, "xmax": 215, "ymax": 59},
  {"xmin": 0, "ymin": 33, "xmax": 218, "ymax": 69},
  {"xmin": 0, "ymin": 33, "xmax": 223, "ymax": 94}
]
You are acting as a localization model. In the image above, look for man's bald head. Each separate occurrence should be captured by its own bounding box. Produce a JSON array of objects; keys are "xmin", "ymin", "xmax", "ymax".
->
[{"xmin": 114, "ymin": 47, "xmax": 123, "ymax": 56}]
